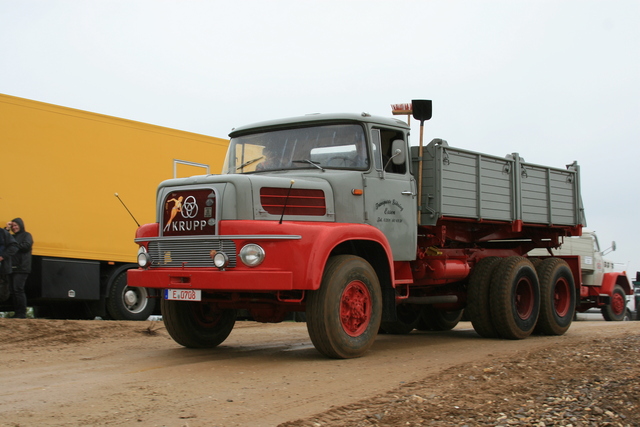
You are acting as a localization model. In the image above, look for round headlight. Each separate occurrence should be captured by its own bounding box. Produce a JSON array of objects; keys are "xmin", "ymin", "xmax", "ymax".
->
[
  {"xmin": 137, "ymin": 246, "xmax": 151, "ymax": 268},
  {"xmin": 239, "ymin": 244, "xmax": 265, "ymax": 267},
  {"xmin": 213, "ymin": 251, "xmax": 229, "ymax": 269}
]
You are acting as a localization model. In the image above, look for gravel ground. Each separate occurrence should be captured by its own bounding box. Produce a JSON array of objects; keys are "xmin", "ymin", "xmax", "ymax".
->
[{"xmin": 281, "ymin": 333, "xmax": 640, "ymax": 427}]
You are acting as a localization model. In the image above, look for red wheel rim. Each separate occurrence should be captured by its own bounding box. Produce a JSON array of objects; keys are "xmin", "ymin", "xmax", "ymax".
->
[
  {"xmin": 340, "ymin": 280, "xmax": 371, "ymax": 337},
  {"xmin": 515, "ymin": 277, "xmax": 534, "ymax": 320},
  {"xmin": 553, "ymin": 277, "xmax": 571, "ymax": 317},
  {"xmin": 611, "ymin": 291, "xmax": 625, "ymax": 315}
]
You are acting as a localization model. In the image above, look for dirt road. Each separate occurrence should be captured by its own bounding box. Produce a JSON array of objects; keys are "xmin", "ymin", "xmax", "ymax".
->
[{"xmin": 0, "ymin": 318, "xmax": 638, "ymax": 427}]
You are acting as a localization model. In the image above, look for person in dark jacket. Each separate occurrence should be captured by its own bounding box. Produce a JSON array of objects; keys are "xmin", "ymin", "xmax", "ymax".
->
[
  {"xmin": 6, "ymin": 218, "xmax": 33, "ymax": 318},
  {"xmin": 0, "ymin": 228, "xmax": 18, "ymax": 302}
]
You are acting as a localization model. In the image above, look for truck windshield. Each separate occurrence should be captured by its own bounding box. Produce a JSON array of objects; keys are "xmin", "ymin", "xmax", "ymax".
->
[{"xmin": 222, "ymin": 124, "xmax": 369, "ymax": 174}]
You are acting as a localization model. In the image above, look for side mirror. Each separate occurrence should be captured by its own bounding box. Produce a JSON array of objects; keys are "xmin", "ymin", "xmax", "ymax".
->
[
  {"xmin": 383, "ymin": 139, "xmax": 407, "ymax": 174},
  {"xmin": 391, "ymin": 139, "xmax": 406, "ymax": 165},
  {"xmin": 611, "ymin": 241, "xmax": 617, "ymax": 252}
]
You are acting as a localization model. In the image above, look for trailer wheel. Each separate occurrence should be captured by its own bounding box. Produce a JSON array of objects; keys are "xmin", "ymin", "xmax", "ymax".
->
[
  {"xmin": 490, "ymin": 256, "xmax": 540, "ymax": 340},
  {"xmin": 306, "ymin": 255, "xmax": 382, "ymax": 359},
  {"xmin": 107, "ymin": 270, "xmax": 156, "ymax": 321},
  {"xmin": 380, "ymin": 304, "xmax": 421, "ymax": 334},
  {"xmin": 602, "ymin": 285, "xmax": 627, "ymax": 321},
  {"xmin": 417, "ymin": 307, "xmax": 464, "ymax": 331},
  {"xmin": 534, "ymin": 258, "xmax": 575, "ymax": 335},
  {"xmin": 34, "ymin": 302, "xmax": 94, "ymax": 320},
  {"xmin": 467, "ymin": 257, "xmax": 501, "ymax": 338},
  {"xmin": 161, "ymin": 299, "xmax": 237, "ymax": 348}
]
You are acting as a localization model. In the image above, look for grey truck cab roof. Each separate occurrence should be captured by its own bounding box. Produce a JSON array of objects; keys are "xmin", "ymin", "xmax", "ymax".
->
[{"xmin": 229, "ymin": 112, "xmax": 410, "ymax": 137}]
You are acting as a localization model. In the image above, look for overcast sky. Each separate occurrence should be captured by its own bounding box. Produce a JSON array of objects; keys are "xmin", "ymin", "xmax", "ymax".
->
[{"xmin": 2, "ymin": 1, "xmax": 639, "ymax": 280}]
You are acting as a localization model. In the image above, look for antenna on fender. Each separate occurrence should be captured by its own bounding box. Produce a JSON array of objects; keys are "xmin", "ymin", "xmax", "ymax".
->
[{"xmin": 114, "ymin": 193, "xmax": 141, "ymax": 227}]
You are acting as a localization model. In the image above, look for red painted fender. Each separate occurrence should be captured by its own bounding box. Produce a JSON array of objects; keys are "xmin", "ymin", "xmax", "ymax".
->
[
  {"xmin": 218, "ymin": 220, "xmax": 395, "ymax": 291},
  {"xmin": 600, "ymin": 272, "xmax": 632, "ymax": 296}
]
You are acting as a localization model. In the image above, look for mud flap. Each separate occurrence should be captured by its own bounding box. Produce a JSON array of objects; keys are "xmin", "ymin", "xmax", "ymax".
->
[{"xmin": 381, "ymin": 285, "xmax": 398, "ymax": 322}]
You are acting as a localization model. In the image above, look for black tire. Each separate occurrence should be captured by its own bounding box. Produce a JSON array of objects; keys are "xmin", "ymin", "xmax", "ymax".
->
[
  {"xmin": 490, "ymin": 256, "xmax": 540, "ymax": 340},
  {"xmin": 467, "ymin": 257, "xmax": 501, "ymax": 338},
  {"xmin": 107, "ymin": 270, "xmax": 156, "ymax": 321},
  {"xmin": 161, "ymin": 299, "xmax": 237, "ymax": 348},
  {"xmin": 602, "ymin": 284, "xmax": 627, "ymax": 321},
  {"xmin": 534, "ymin": 258, "xmax": 575, "ymax": 335},
  {"xmin": 306, "ymin": 255, "xmax": 382, "ymax": 359},
  {"xmin": 380, "ymin": 303, "xmax": 421, "ymax": 334},
  {"xmin": 417, "ymin": 307, "xmax": 464, "ymax": 331}
]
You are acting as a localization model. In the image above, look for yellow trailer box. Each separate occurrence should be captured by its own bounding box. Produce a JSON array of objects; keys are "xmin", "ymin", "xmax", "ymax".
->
[{"xmin": 0, "ymin": 94, "xmax": 228, "ymax": 319}]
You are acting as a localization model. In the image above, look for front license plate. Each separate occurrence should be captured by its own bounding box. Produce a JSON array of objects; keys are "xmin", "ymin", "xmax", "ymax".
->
[{"xmin": 164, "ymin": 289, "xmax": 202, "ymax": 301}]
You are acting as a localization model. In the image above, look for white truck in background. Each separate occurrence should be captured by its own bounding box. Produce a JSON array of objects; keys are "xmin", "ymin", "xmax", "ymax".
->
[{"xmin": 529, "ymin": 231, "xmax": 633, "ymax": 321}]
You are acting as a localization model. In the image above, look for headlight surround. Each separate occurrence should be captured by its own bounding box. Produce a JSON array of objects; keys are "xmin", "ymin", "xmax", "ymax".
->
[
  {"xmin": 239, "ymin": 244, "xmax": 265, "ymax": 267},
  {"xmin": 137, "ymin": 246, "xmax": 152, "ymax": 268}
]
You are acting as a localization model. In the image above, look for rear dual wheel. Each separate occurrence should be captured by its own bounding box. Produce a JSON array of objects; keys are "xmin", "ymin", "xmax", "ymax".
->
[
  {"xmin": 417, "ymin": 307, "xmax": 464, "ymax": 331},
  {"xmin": 490, "ymin": 256, "xmax": 540, "ymax": 340},
  {"xmin": 469, "ymin": 256, "xmax": 575, "ymax": 339},
  {"xmin": 534, "ymin": 258, "xmax": 575, "ymax": 335},
  {"xmin": 467, "ymin": 257, "xmax": 501, "ymax": 338},
  {"xmin": 380, "ymin": 304, "xmax": 421, "ymax": 334}
]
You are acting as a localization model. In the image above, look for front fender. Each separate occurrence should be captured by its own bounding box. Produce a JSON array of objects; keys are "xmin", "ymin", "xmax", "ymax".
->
[
  {"xmin": 219, "ymin": 220, "xmax": 395, "ymax": 291},
  {"xmin": 601, "ymin": 272, "xmax": 632, "ymax": 296}
]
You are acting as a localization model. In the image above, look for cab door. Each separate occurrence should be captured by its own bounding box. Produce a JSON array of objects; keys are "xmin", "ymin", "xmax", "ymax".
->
[{"xmin": 363, "ymin": 128, "xmax": 417, "ymax": 261}]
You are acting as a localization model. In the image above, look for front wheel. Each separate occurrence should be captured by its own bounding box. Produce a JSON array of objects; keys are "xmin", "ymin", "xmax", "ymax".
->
[
  {"xmin": 161, "ymin": 299, "xmax": 237, "ymax": 348},
  {"xmin": 306, "ymin": 255, "xmax": 382, "ymax": 359},
  {"xmin": 602, "ymin": 284, "xmax": 627, "ymax": 321}
]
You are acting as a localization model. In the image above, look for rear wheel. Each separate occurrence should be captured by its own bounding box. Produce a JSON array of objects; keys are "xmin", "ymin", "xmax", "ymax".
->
[
  {"xmin": 417, "ymin": 307, "xmax": 464, "ymax": 331},
  {"xmin": 534, "ymin": 258, "xmax": 575, "ymax": 335},
  {"xmin": 490, "ymin": 256, "xmax": 540, "ymax": 340},
  {"xmin": 380, "ymin": 304, "xmax": 421, "ymax": 334},
  {"xmin": 467, "ymin": 257, "xmax": 501, "ymax": 338},
  {"xmin": 306, "ymin": 255, "xmax": 382, "ymax": 359},
  {"xmin": 161, "ymin": 299, "xmax": 236, "ymax": 348},
  {"xmin": 602, "ymin": 285, "xmax": 627, "ymax": 321}
]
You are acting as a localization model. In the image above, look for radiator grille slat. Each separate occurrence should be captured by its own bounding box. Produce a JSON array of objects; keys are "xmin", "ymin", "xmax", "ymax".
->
[{"xmin": 148, "ymin": 239, "xmax": 237, "ymax": 268}]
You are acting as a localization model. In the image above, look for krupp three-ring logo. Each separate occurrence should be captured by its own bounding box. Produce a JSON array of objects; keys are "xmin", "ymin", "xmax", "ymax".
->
[
  {"xmin": 181, "ymin": 196, "xmax": 198, "ymax": 218},
  {"xmin": 163, "ymin": 189, "xmax": 216, "ymax": 235}
]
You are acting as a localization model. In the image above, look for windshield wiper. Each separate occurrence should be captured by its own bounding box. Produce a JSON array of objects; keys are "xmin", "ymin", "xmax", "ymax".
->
[
  {"xmin": 292, "ymin": 159, "xmax": 325, "ymax": 172},
  {"xmin": 235, "ymin": 156, "xmax": 264, "ymax": 172}
]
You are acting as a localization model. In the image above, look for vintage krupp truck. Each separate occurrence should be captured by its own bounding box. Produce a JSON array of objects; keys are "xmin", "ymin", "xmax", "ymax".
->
[{"xmin": 129, "ymin": 100, "xmax": 586, "ymax": 358}]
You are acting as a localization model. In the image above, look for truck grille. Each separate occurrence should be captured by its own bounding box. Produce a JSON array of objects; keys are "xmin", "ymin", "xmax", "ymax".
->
[
  {"xmin": 147, "ymin": 239, "xmax": 237, "ymax": 268},
  {"xmin": 260, "ymin": 187, "xmax": 326, "ymax": 216}
]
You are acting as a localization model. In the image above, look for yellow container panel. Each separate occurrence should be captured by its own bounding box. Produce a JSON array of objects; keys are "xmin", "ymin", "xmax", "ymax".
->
[{"xmin": 0, "ymin": 94, "xmax": 228, "ymax": 263}]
